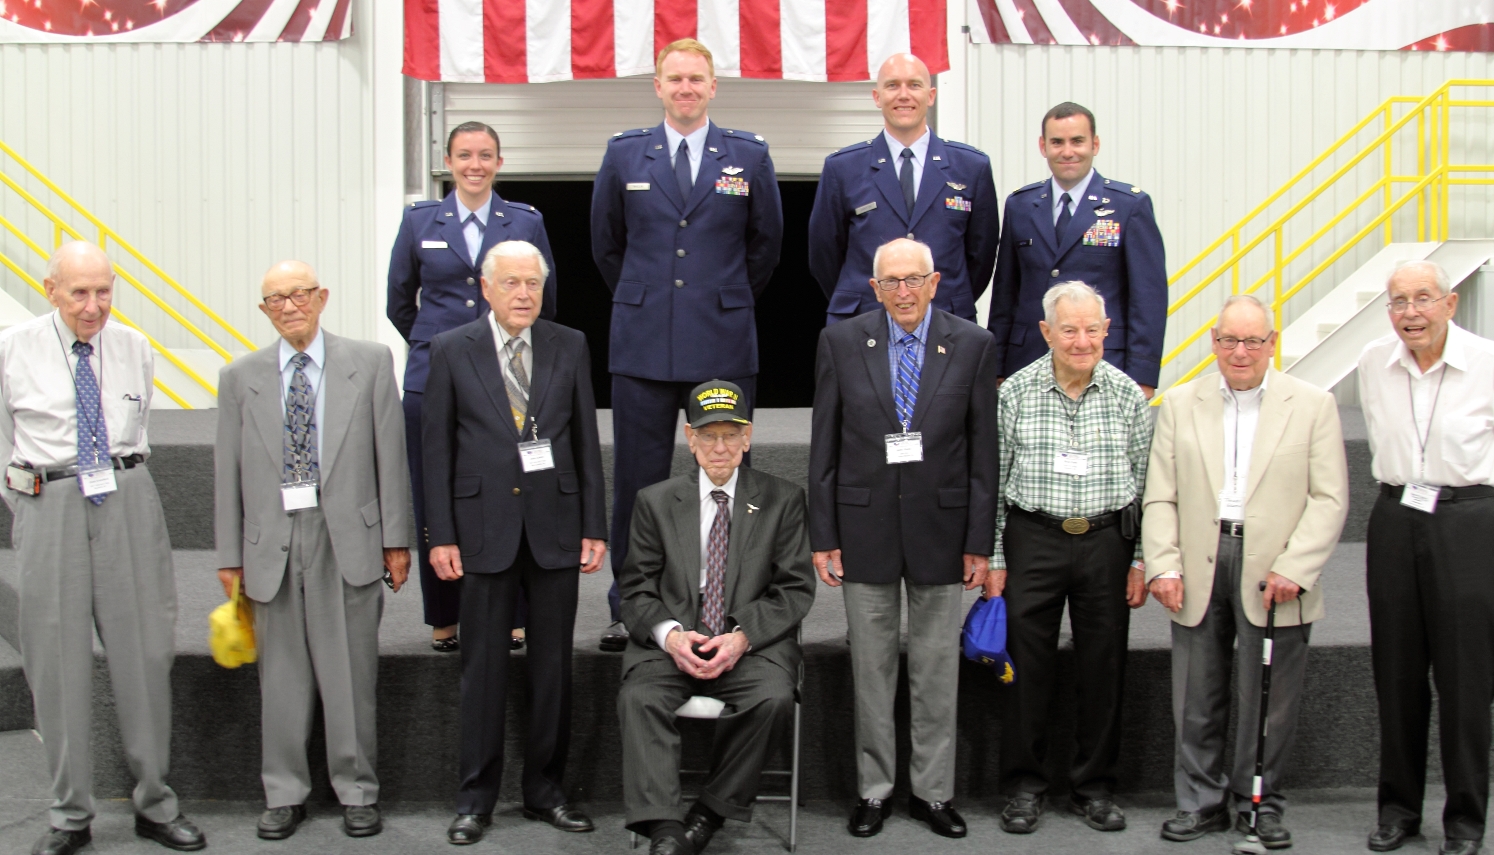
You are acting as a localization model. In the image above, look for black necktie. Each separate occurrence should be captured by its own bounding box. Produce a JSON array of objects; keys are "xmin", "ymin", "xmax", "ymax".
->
[
  {"xmin": 1056, "ymin": 192, "xmax": 1073, "ymax": 243},
  {"xmin": 675, "ymin": 139, "xmax": 693, "ymax": 201},
  {"xmin": 899, "ymin": 148, "xmax": 916, "ymax": 216}
]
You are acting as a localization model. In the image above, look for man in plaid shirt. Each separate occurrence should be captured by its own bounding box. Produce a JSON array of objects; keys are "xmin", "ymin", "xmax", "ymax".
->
[{"xmin": 988, "ymin": 280, "xmax": 1152, "ymax": 837}]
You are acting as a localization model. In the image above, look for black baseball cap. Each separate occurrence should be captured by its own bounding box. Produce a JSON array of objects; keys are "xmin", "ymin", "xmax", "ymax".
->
[{"xmin": 687, "ymin": 380, "xmax": 752, "ymax": 428}]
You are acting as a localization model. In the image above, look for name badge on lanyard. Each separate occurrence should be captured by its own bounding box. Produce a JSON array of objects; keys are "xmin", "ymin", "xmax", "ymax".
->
[
  {"xmin": 1401, "ymin": 483, "xmax": 1440, "ymax": 513},
  {"xmin": 1218, "ymin": 489, "xmax": 1245, "ymax": 520},
  {"xmin": 1054, "ymin": 450, "xmax": 1089, "ymax": 476},
  {"xmin": 885, "ymin": 431, "xmax": 924, "ymax": 464},
  {"xmin": 519, "ymin": 440, "xmax": 555, "ymax": 472},
  {"xmin": 78, "ymin": 461, "xmax": 117, "ymax": 498},
  {"xmin": 282, "ymin": 481, "xmax": 318, "ymax": 511}
]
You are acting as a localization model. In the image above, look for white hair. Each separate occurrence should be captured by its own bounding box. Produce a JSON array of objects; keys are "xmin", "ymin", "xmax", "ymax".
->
[
  {"xmin": 871, "ymin": 238, "xmax": 934, "ymax": 280},
  {"xmin": 1216, "ymin": 293, "xmax": 1274, "ymax": 331},
  {"xmin": 482, "ymin": 240, "xmax": 550, "ymax": 283},
  {"xmin": 1042, "ymin": 281, "xmax": 1106, "ymax": 325},
  {"xmin": 1388, "ymin": 259, "xmax": 1451, "ymax": 296}
]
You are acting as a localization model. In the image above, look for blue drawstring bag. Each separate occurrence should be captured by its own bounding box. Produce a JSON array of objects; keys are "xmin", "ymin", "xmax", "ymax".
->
[{"xmin": 962, "ymin": 595, "xmax": 1016, "ymax": 684}]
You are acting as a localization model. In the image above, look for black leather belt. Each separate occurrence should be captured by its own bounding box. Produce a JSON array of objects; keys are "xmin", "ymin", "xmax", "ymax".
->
[
  {"xmin": 1011, "ymin": 506, "xmax": 1122, "ymax": 535},
  {"xmin": 39, "ymin": 454, "xmax": 144, "ymax": 483},
  {"xmin": 1220, "ymin": 520, "xmax": 1244, "ymax": 538},
  {"xmin": 1379, "ymin": 483, "xmax": 1494, "ymax": 503}
]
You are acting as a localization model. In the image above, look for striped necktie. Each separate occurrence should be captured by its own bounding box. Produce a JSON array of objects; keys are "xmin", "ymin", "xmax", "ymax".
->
[
  {"xmin": 895, "ymin": 332, "xmax": 921, "ymax": 430},
  {"xmin": 504, "ymin": 336, "xmax": 529, "ymax": 432},
  {"xmin": 701, "ymin": 489, "xmax": 730, "ymax": 637}
]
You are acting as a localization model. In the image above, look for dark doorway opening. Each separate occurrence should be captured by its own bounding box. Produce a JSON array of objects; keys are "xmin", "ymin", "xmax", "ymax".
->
[{"xmin": 490, "ymin": 178, "xmax": 826, "ymax": 408}]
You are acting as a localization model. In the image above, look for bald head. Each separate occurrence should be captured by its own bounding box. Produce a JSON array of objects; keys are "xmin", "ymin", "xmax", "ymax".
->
[
  {"xmin": 258, "ymin": 260, "xmax": 328, "ymax": 351},
  {"xmin": 876, "ymin": 53, "xmax": 931, "ymax": 88},
  {"xmin": 47, "ymin": 240, "xmax": 112, "ymax": 283},
  {"xmin": 45, "ymin": 241, "xmax": 115, "ymax": 342},
  {"xmin": 261, "ymin": 260, "xmax": 319, "ymax": 295},
  {"xmin": 874, "ymin": 53, "xmax": 935, "ymax": 144}
]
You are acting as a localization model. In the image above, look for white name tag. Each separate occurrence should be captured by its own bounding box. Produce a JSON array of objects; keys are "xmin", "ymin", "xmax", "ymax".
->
[
  {"xmin": 885, "ymin": 432, "xmax": 923, "ymax": 464},
  {"xmin": 1401, "ymin": 483, "xmax": 1440, "ymax": 513},
  {"xmin": 421, "ymin": 240, "xmax": 448, "ymax": 249},
  {"xmin": 78, "ymin": 467, "xmax": 117, "ymax": 498},
  {"xmin": 855, "ymin": 201, "xmax": 878, "ymax": 215},
  {"xmin": 1218, "ymin": 490, "xmax": 1245, "ymax": 521},
  {"xmin": 1054, "ymin": 451, "xmax": 1089, "ymax": 476},
  {"xmin": 281, "ymin": 482, "xmax": 319, "ymax": 511},
  {"xmin": 627, "ymin": 182, "xmax": 651, "ymax": 191},
  {"xmin": 518, "ymin": 439, "xmax": 555, "ymax": 472}
]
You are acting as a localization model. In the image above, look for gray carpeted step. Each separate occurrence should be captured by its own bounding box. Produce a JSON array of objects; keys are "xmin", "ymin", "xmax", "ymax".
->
[{"xmin": 0, "ymin": 633, "xmax": 30, "ymax": 731}]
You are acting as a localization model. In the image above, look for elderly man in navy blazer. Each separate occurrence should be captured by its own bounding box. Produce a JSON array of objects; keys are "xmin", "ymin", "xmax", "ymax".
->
[
  {"xmin": 591, "ymin": 37, "xmax": 784, "ymax": 651},
  {"xmin": 986, "ymin": 102, "xmax": 1167, "ymax": 396},
  {"xmin": 808, "ymin": 53, "xmax": 999, "ymax": 325}
]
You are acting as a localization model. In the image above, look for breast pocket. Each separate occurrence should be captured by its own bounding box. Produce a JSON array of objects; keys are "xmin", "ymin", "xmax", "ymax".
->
[{"xmin": 103, "ymin": 395, "xmax": 144, "ymax": 447}]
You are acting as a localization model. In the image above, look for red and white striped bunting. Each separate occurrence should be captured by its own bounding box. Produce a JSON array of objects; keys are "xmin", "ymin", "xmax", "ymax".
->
[
  {"xmin": 403, "ymin": 0, "xmax": 949, "ymax": 83},
  {"xmin": 0, "ymin": 0, "xmax": 353, "ymax": 43}
]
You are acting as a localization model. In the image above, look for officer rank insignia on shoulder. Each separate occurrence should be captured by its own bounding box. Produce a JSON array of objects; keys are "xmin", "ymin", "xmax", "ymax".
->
[
  {"xmin": 1084, "ymin": 219, "xmax": 1121, "ymax": 247},
  {"xmin": 715, "ymin": 175, "xmax": 750, "ymax": 196},
  {"xmin": 945, "ymin": 196, "xmax": 972, "ymax": 212}
]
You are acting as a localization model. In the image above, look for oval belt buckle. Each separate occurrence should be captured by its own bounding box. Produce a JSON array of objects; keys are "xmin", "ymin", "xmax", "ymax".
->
[{"xmin": 1061, "ymin": 517, "xmax": 1091, "ymax": 535}]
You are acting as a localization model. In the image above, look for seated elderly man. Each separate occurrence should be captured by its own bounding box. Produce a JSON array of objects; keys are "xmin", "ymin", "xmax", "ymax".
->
[{"xmin": 617, "ymin": 381, "xmax": 816, "ymax": 855}]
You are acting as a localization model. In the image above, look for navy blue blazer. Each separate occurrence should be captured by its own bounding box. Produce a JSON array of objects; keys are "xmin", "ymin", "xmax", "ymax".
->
[
  {"xmin": 387, "ymin": 191, "xmax": 557, "ymax": 394},
  {"xmin": 986, "ymin": 171, "xmax": 1167, "ymax": 387},
  {"xmin": 421, "ymin": 318, "xmax": 607, "ymax": 573},
  {"xmin": 808, "ymin": 133, "xmax": 999, "ymax": 323},
  {"xmin": 591, "ymin": 121, "xmax": 784, "ymax": 382}
]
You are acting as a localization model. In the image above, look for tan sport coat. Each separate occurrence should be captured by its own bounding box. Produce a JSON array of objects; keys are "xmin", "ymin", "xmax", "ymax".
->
[{"xmin": 1141, "ymin": 369, "xmax": 1348, "ymax": 628}]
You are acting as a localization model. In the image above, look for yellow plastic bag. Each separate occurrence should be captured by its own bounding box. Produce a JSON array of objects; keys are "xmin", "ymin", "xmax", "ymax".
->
[{"xmin": 209, "ymin": 575, "xmax": 257, "ymax": 668}]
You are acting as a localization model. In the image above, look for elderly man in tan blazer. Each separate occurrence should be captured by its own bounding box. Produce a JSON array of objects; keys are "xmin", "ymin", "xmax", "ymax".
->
[{"xmin": 1142, "ymin": 294, "xmax": 1348, "ymax": 850}]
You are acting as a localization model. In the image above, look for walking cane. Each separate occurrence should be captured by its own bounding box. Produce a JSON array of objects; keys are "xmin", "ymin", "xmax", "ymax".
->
[{"xmin": 1233, "ymin": 581, "xmax": 1278, "ymax": 855}]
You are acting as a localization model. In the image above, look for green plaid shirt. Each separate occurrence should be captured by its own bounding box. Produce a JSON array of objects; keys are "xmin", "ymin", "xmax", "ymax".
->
[{"xmin": 994, "ymin": 353, "xmax": 1153, "ymax": 570}]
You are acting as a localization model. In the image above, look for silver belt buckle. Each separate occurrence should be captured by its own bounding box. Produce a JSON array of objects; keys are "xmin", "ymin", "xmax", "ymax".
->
[{"xmin": 1222, "ymin": 521, "xmax": 1244, "ymax": 538}]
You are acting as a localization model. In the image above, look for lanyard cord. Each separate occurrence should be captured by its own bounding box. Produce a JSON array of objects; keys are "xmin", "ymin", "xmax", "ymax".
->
[{"xmin": 1406, "ymin": 367, "xmax": 1446, "ymax": 482}]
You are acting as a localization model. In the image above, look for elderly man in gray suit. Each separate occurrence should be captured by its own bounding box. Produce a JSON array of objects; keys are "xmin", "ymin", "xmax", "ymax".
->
[
  {"xmin": 617, "ymin": 381, "xmax": 816, "ymax": 855},
  {"xmin": 215, "ymin": 260, "xmax": 411, "ymax": 841}
]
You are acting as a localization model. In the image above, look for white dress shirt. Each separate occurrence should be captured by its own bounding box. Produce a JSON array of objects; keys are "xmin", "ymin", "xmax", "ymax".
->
[
  {"xmin": 454, "ymin": 193, "xmax": 491, "ymax": 267},
  {"xmin": 1051, "ymin": 168, "xmax": 1096, "ymax": 225},
  {"xmin": 883, "ymin": 127, "xmax": 931, "ymax": 200},
  {"xmin": 487, "ymin": 314, "xmax": 534, "ymax": 432},
  {"xmin": 651, "ymin": 466, "xmax": 739, "ymax": 650},
  {"xmin": 0, "ymin": 312, "xmax": 153, "ymax": 478},
  {"xmin": 664, "ymin": 121, "xmax": 710, "ymax": 184},
  {"xmin": 278, "ymin": 329, "xmax": 327, "ymax": 469},
  {"xmin": 1221, "ymin": 372, "xmax": 1268, "ymax": 518},
  {"xmin": 1359, "ymin": 322, "xmax": 1494, "ymax": 487}
]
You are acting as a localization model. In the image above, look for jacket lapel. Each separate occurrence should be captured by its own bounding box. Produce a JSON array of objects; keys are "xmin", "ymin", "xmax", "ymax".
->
[
  {"xmin": 317, "ymin": 333, "xmax": 360, "ymax": 480},
  {"xmin": 476, "ymin": 193, "xmax": 514, "ymax": 268},
  {"xmin": 723, "ymin": 468, "xmax": 760, "ymax": 618},
  {"xmin": 1245, "ymin": 372, "xmax": 1293, "ymax": 502},
  {"xmin": 524, "ymin": 321, "xmax": 558, "ymax": 433},
  {"xmin": 1193, "ymin": 380, "xmax": 1225, "ymax": 500},
  {"xmin": 247, "ymin": 347, "xmax": 287, "ymax": 471},
  {"xmin": 467, "ymin": 322, "xmax": 522, "ymax": 440},
  {"xmin": 1031, "ymin": 187, "xmax": 1057, "ymax": 255},
  {"xmin": 645, "ymin": 123, "xmax": 686, "ymax": 213},
  {"xmin": 908, "ymin": 310, "xmax": 953, "ymax": 431},
  {"xmin": 673, "ymin": 475, "xmax": 703, "ymax": 626},
  {"xmin": 907, "ymin": 134, "xmax": 950, "ymax": 229},
  {"xmin": 437, "ymin": 194, "xmax": 475, "ymax": 271},
  {"xmin": 869, "ymin": 134, "xmax": 911, "ymax": 225},
  {"xmin": 680, "ymin": 123, "xmax": 726, "ymax": 220},
  {"xmin": 856, "ymin": 311, "xmax": 900, "ymax": 430},
  {"xmin": 1054, "ymin": 172, "xmax": 1101, "ymax": 261}
]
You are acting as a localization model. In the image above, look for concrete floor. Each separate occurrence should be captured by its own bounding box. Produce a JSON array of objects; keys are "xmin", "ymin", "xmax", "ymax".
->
[{"xmin": 0, "ymin": 730, "xmax": 1466, "ymax": 855}]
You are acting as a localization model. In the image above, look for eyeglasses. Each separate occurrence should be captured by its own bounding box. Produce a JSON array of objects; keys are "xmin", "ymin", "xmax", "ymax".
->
[
  {"xmin": 1386, "ymin": 294, "xmax": 1446, "ymax": 314},
  {"xmin": 1054, "ymin": 326, "xmax": 1106, "ymax": 342},
  {"xmin": 875, "ymin": 273, "xmax": 933, "ymax": 291},
  {"xmin": 262, "ymin": 287, "xmax": 318, "ymax": 310},
  {"xmin": 694, "ymin": 431, "xmax": 747, "ymax": 448},
  {"xmin": 1213, "ymin": 333, "xmax": 1273, "ymax": 351},
  {"xmin": 493, "ymin": 279, "xmax": 543, "ymax": 293}
]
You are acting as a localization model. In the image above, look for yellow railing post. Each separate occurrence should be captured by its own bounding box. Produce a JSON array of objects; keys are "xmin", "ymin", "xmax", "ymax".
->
[
  {"xmin": 1442, "ymin": 89, "xmax": 1452, "ymax": 240},
  {"xmin": 1273, "ymin": 226, "xmax": 1283, "ymax": 371},
  {"xmin": 1231, "ymin": 232, "xmax": 1239, "ymax": 295},
  {"xmin": 1417, "ymin": 108, "xmax": 1427, "ymax": 240},
  {"xmin": 1384, "ymin": 103, "xmax": 1394, "ymax": 245}
]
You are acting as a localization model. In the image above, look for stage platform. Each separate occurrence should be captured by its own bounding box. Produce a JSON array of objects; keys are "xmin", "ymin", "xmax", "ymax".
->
[{"xmin": 0, "ymin": 406, "xmax": 1459, "ymax": 806}]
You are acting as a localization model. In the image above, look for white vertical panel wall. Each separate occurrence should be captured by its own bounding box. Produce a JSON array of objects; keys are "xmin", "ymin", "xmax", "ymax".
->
[
  {"xmin": 0, "ymin": 5, "xmax": 386, "ymax": 358},
  {"xmin": 962, "ymin": 44, "xmax": 1494, "ymax": 387}
]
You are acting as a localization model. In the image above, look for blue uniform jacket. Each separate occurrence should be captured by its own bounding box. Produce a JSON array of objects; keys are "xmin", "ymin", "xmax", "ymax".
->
[
  {"xmin": 387, "ymin": 191, "xmax": 557, "ymax": 393},
  {"xmin": 591, "ymin": 121, "xmax": 783, "ymax": 382},
  {"xmin": 808, "ymin": 133, "xmax": 999, "ymax": 323},
  {"xmin": 986, "ymin": 171, "xmax": 1167, "ymax": 387}
]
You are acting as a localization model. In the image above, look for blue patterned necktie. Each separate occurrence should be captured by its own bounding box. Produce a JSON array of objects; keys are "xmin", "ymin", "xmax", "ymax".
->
[
  {"xmin": 283, "ymin": 352, "xmax": 319, "ymax": 484},
  {"xmin": 73, "ymin": 341, "xmax": 109, "ymax": 505},
  {"xmin": 701, "ymin": 489, "xmax": 730, "ymax": 637},
  {"xmin": 675, "ymin": 139, "xmax": 693, "ymax": 201},
  {"xmin": 894, "ymin": 332, "xmax": 921, "ymax": 430}
]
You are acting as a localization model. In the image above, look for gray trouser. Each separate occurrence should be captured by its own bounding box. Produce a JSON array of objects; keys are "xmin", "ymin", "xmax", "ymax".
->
[
  {"xmin": 14, "ymin": 466, "xmax": 179, "ymax": 831},
  {"xmin": 843, "ymin": 580, "xmax": 964, "ymax": 803},
  {"xmin": 255, "ymin": 506, "xmax": 383, "ymax": 808},
  {"xmin": 1171, "ymin": 531, "xmax": 1311, "ymax": 816}
]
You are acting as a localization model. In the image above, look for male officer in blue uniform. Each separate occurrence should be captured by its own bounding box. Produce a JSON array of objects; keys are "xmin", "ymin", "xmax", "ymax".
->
[
  {"xmin": 591, "ymin": 37, "xmax": 784, "ymax": 651},
  {"xmin": 809, "ymin": 53, "xmax": 998, "ymax": 325},
  {"xmin": 388, "ymin": 121, "xmax": 557, "ymax": 650},
  {"xmin": 986, "ymin": 102, "xmax": 1166, "ymax": 396}
]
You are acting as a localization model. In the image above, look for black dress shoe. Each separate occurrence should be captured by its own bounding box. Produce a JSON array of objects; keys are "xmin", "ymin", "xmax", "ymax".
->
[
  {"xmin": 510, "ymin": 635, "xmax": 526, "ymax": 650},
  {"xmin": 257, "ymin": 805, "xmax": 307, "ymax": 840},
  {"xmin": 1441, "ymin": 840, "xmax": 1483, "ymax": 855},
  {"xmin": 648, "ymin": 834, "xmax": 694, "ymax": 855},
  {"xmin": 910, "ymin": 796, "xmax": 967, "ymax": 838},
  {"xmin": 1368, "ymin": 823, "xmax": 1420, "ymax": 852},
  {"xmin": 523, "ymin": 804, "xmax": 595, "ymax": 832},
  {"xmin": 447, "ymin": 814, "xmax": 492, "ymax": 845},
  {"xmin": 32, "ymin": 827, "xmax": 90, "ymax": 855},
  {"xmin": 1001, "ymin": 793, "xmax": 1043, "ymax": 834},
  {"xmin": 1070, "ymin": 795, "xmax": 1126, "ymax": 831},
  {"xmin": 848, "ymin": 797, "xmax": 892, "ymax": 837},
  {"xmin": 683, "ymin": 809, "xmax": 722, "ymax": 853},
  {"xmin": 1236, "ymin": 812, "xmax": 1292, "ymax": 849},
  {"xmin": 600, "ymin": 621, "xmax": 628, "ymax": 652},
  {"xmin": 344, "ymin": 804, "xmax": 382, "ymax": 837},
  {"xmin": 432, "ymin": 635, "xmax": 460, "ymax": 652},
  {"xmin": 1161, "ymin": 807, "xmax": 1230, "ymax": 841},
  {"xmin": 135, "ymin": 815, "xmax": 206, "ymax": 851}
]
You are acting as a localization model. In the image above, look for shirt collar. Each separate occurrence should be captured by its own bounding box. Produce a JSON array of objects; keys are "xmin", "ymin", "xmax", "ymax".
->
[
  {"xmin": 698, "ymin": 466, "xmax": 740, "ymax": 501},
  {"xmin": 455, "ymin": 194, "xmax": 491, "ymax": 227},
  {"xmin": 882, "ymin": 127, "xmax": 931, "ymax": 163},
  {"xmin": 1388, "ymin": 321, "xmax": 1467, "ymax": 375},
  {"xmin": 488, "ymin": 313, "xmax": 532, "ymax": 350},
  {"xmin": 664, "ymin": 120, "xmax": 711, "ymax": 157},
  {"xmin": 1051, "ymin": 168, "xmax": 1096, "ymax": 207},
  {"xmin": 885, "ymin": 308, "xmax": 932, "ymax": 345},
  {"xmin": 279, "ymin": 328, "xmax": 325, "ymax": 372},
  {"xmin": 1218, "ymin": 369, "xmax": 1269, "ymax": 402}
]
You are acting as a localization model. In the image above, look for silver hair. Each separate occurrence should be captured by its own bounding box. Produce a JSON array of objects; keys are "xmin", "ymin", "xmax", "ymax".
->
[
  {"xmin": 1042, "ymin": 281, "xmax": 1106, "ymax": 325},
  {"xmin": 1388, "ymin": 259, "xmax": 1451, "ymax": 296},
  {"xmin": 46, "ymin": 240, "xmax": 111, "ymax": 282},
  {"xmin": 482, "ymin": 240, "xmax": 550, "ymax": 283},
  {"xmin": 1216, "ymin": 293, "xmax": 1274, "ymax": 331},
  {"xmin": 871, "ymin": 238, "xmax": 934, "ymax": 280}
]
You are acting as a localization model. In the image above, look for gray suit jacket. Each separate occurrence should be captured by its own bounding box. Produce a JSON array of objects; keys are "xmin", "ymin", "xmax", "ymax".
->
[
  {"xmin": 215, "ymin": 331, "xmax": 411, "ymax": 603},
  {"xmin": 619, "ymin": 466, "xmax": 816, "ymax": 681}
]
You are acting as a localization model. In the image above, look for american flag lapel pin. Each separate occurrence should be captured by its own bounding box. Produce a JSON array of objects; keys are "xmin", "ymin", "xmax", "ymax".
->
[{"xmin": 937, "ymin": 345, "xmax": 946, "ymax": 354}]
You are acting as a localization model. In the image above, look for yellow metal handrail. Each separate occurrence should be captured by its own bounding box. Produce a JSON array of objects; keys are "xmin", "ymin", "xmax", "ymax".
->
[{"xmin": 1160, "ymin": 79, "xmax": 1494, "ymax": 402}]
